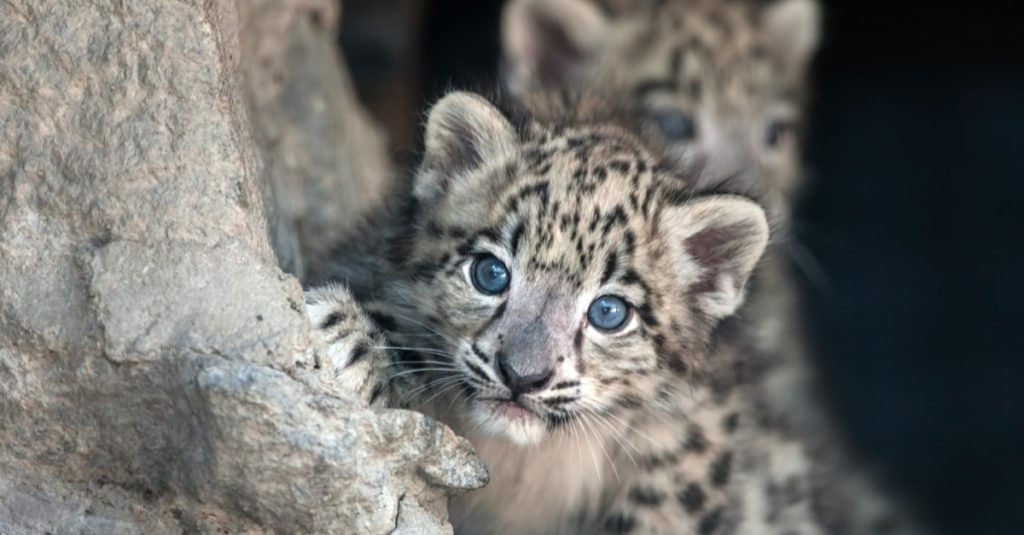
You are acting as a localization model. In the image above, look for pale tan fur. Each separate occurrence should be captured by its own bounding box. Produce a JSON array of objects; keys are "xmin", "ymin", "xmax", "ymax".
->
[{"xmin": 306, "ymin": 72, "xmax": 924, "ymax": 535}]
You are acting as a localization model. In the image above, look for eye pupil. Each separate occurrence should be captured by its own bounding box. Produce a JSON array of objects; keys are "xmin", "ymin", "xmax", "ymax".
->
[
  {"xmin": 471, "ymin": 255, "xmax": 510, "ymax": 295},
  {"xmin": 655, "ymin": 111, "xmax": 696, "ymax": 141},
  {"xmin": 765, "ymin": 121, "xmax": 788, "ymax": 147},
  {"xmin": 587, "ymin": 295, "xmax": 630, "ymax": 332}
]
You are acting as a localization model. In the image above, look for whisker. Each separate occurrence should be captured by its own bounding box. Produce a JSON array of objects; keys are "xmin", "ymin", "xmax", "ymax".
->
[
  {"xmin": 420, "ymin": 378, "xmax": 469, "ymax": 406},
  {"xmin": 374, "ymin": 345, "xmax": 454, "ymax": 357},
  {"xmin": 387, "ymin": 359, "xmax": 454, "ymax": 368},
  {"xmin": 578, "ymin": 397, "xmax": 660, "ymax": 449},
  {"xmin": 377, "ymin": 309, "xmax": 458, "ymax": 345},
  {"xmin": 577, "ymin": 410, "xmax": 619, "ymax": 481},
  {"xmin": 585, "ymin": 407, "xmax": 640, "ymax": 467},
  {"xmin": 575, "ymin": 399, "xmax": 640, "ymax": 456},
  {"xmin": 400, "ymin": 374, "xmax": 462, "ymax": 403},
  {"xmin": 388, "ymin": 367, "xmax": 459, "ymax": 380}
]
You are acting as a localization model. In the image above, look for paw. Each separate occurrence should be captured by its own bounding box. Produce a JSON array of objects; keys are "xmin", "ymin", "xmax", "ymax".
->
[{"xmin": 303, "ymin": 284, "xmax": 392, "ymax": 407}]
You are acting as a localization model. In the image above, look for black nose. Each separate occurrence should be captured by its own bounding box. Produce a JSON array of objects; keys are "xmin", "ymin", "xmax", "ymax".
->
[{"xmin": 498, "ymin": 358, "xmax": 553, "ymax": 396}]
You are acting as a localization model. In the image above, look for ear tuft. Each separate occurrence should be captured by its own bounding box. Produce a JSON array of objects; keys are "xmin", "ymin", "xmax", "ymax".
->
[
  {"xmin": 419, "ymin": 92, "xmax": 519, "ymax": 201},
  {"xmin": 762, "ymin": 0, "xmax": 821, "ymax": 78},
  {"xmin": 501, "ymin": 0, "xmax": 610, "ymax": 94},
  {"xmin": 661, "ymin": 195, "xmax": 769, "ymax": 320}
]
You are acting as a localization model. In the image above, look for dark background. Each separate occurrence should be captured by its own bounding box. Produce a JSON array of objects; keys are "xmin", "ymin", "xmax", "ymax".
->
[{"xmin": 339, "ymin": 2, "xmax": 1024, "ymax": 533}]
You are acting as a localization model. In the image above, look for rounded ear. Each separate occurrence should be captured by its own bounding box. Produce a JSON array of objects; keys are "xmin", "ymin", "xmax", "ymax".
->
[
  {"xmin": 500, "ymin": 0, "xmax": 611, "ymax": 95},
  {"xmin": 417, "ymin": 92, "xmax": 519, "ymax": 203},
  {"xmin": 761, "ymin": 0, "xmax": 821, "ymax": 79},
  {"xmin": 660, "ymin": 195, "xmax": 769, "ymax": 320}
]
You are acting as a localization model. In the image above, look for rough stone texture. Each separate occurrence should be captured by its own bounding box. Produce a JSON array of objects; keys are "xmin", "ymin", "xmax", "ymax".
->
[
  {"xmin": 235, "ymin": 0, "xmax": 397, "ymax": 280},
  {"xmin": 0, "ymin": 1, "xmax": 483, "ymax": 533}
]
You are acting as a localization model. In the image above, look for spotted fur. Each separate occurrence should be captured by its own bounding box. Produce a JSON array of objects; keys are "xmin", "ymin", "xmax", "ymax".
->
[
  {"xmin": 501, "ymin": 0, "xmax": 820, "ymax": 218},
  {"xmin": 405, "ymin": 91, "xmax": 775, "ymax": 533},
  {"xmin": 306, "ymin": 90, "xmax": 822, "ymax": 533},
  {"xmin": 303, "ymin": 284, "xmax": 393, "ymax": 407},
  {"xmin": 499, "ymin": 2, "xmax": 929, "ymax": 534}
]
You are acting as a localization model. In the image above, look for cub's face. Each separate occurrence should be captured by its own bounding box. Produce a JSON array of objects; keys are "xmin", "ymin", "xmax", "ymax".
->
[
  {"xmin": 502, "ymin": 0, "xmax": 820, "ymax": 209},
  {"xmin": 393, "ymin": 93, "xmax": 768, "ymax": 445}
]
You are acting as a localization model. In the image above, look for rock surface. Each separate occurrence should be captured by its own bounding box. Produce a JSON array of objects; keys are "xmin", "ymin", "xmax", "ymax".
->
[
  {"xmin": 235, "ymin": 0, "xmax": 397, "ymax": 280},
  {"xmin": 0, "ymin": 0, "xmax": 483, "ymax": 533}
]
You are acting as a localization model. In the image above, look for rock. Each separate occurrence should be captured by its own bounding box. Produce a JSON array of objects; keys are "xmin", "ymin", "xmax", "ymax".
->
[
  {"xmin": 235, "ymin": 0, "xmax": 397, "ymax": 280},
  {"xmin": 195, "ymin": 359, "xmax": 487, "ymax": 532},
  {"xmin": 0, "ymin": 0, "xmax": 483, "ymax": 532}
]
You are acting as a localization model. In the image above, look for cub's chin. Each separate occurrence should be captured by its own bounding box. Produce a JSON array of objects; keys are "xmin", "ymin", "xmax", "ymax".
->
[{"xmin": 468, "ymin": 398, "xmax": 549, "ymax": 446}]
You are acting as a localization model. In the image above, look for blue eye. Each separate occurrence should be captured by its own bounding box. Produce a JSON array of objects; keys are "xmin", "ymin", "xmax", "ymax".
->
[
  {"xmin": 654, "ymin": 110, "xmax": 697, "ymax": 141},
  {"xmin": 587, "ymin": 295, "xmax": 630, "ymax": 332},
  {"xmin": 764, "ymin": 120, "xmax": 789, "ymax": 148},
  {"xmin": 471, "ymin": 255, "xmax": 510, "ymax": 295}
]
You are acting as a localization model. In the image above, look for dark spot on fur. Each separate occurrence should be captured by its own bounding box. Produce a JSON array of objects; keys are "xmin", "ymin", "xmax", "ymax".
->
[
  {"xmin": 698, "ymin": 507, "xmax": 723, "ymax": 534},
  {"xmin": 475, "ymin": 303, "xmax": 507, "ymax": 337},
  {"xmin": 603, "ymin": 511, "xmax": 637, "ymax": 533},
  {"xmin": 348, "ymin": 342, "xmax": 370, "ymax": 365},
  {"xmin": 634, "ymin": 302, "xmax": 660, "ymax": 327},
  {"xmin": 472, "ymin": 343, "xmax": 492, "ymax": 364},
  {"xmin": 601, "ymin": 205, "xmax": 628, "ymax": 236},
  {"xmin": 465, "ymin": 360, "xmax": 491, "ymax": 382},
  {"xmin": 710, "ymin": 451, "xmax": 733, "ymax": 487},
  {"xmin": 684, "ymin": 426, "xmax": 708, "ymax": 453},
  {"xmin": 320, "ymin": 312, "xmax": 344, "ymax": 330},
  {"xmin": 667, "ymin": 357, "xmax": 688, "ymax": 375},
  {"xmin": 641, "ymin": 451, "xmax": 678, "ymax": 471},
  {"xmin": 617, "ymin": 394, "xmax": 643, "ymax": 410},
  {"xmin": 628, "ymin": 486, "xmax": 666, "ymax": 507},
  {"xmin": 601, "ymin": 252, "xmax": 619, "ymax": 285},
  {"xmin": 722, "ymin": 412, "xmax": 739, "ymax": 433},
  {"xmin": 369, "ymin": 382, "xmax": 385, "ymax": 405},
  {"xmin": 678, "ymin": 483, "xmax": 706, "ymax": 513},
  {"xmin": 543, "ymin": 396, "xmax": 577, "ymax": 407}
]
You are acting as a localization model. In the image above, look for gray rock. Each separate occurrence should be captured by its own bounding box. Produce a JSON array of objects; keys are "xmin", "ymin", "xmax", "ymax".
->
[
  {"xmin": 235, "ymin": 0, "xmax": 397, "ymax": 281},
  {"xmin": 0, "ymin": 0, "xmax": 484, "ymax": 532}
]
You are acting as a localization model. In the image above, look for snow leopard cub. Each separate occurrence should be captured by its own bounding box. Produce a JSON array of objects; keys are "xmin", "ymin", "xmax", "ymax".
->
[{"xmin": 306, "ymin": 89, "xmax": 852, "ymax": 533}]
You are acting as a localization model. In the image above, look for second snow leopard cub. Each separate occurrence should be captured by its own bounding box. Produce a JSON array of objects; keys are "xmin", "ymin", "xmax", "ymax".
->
[
  {"xmin": 501, "ymin": 0, "xmax": 820, "ymax": 218},
  {"xmin": 309, "ymin": 90, "xmax": 834, "ymax": 533}
]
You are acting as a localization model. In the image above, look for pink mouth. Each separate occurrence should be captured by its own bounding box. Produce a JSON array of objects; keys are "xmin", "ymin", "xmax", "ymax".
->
[{"xmin": 486, "ymin": 400, "xmax": 536, "ymax": 421}]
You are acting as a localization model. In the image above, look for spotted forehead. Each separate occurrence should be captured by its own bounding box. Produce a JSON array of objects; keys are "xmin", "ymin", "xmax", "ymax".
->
[
  {"xmin": 612, "ymin": 1, "xmax": 790, "ymax": 104},
  {"xmin": 485, "ymin": 127, "xmax": 669, "ymax": 282}
]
